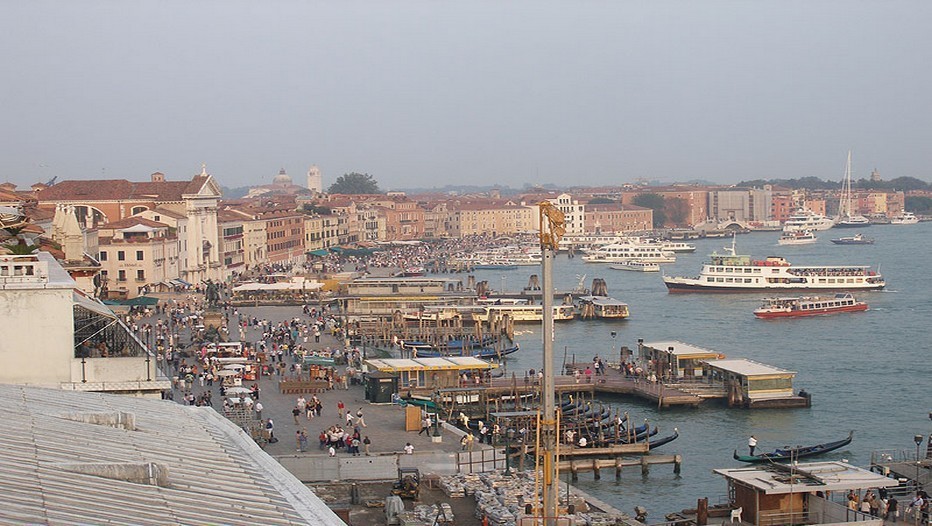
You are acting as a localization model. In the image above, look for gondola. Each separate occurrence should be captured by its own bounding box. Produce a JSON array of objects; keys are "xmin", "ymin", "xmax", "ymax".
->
[
  {"xmin": 733, "ymin": 431, "xmax": 853, "ymax": 463},
  {"xmin": 648, "ymin": 428, "xmax": 679, "ymax": 450}
]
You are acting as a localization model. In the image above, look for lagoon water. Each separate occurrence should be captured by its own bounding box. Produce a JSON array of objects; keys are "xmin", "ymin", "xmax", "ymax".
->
[{"xmin": 460, "ymin": 222, "xmax": 932, "ymax": 515}]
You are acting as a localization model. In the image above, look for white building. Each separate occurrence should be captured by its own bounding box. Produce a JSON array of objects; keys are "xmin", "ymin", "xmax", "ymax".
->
[
  {"xmin": 0, "ymin": 252, "xmax": 169, "ymax": 396},
  {"xmin": 307, "ymin": 165, "xmax": 323, "ymax": 193}
]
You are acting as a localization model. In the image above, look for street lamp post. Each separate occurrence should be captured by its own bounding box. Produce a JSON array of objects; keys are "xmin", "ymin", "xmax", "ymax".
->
[
  {"xmin": 611, "ymin": 331, "xmax": 617, "ymax": 365},
  {"xmin": 914, "ymin": 434, "xmax": 924, "ymax": 496},
  {"xmin": 504, "ymin": 428, "xmax": 515, "ymax": 476}
]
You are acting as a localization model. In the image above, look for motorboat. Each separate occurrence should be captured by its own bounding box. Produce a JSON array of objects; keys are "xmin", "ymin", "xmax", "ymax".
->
[
  {"xmin": 777, "ymin": 230, "xmax": 817, "ymax": 245},
  {"xmin": 753, "ymin": 293, "xmax": 868, "ymax": 318},
  {"xmin": 830, "ymin": 233, "xmax": 874, "ymax": 245},
  {"xmin": 890, "ymin": 211, "xmax": 919, "ymax": 225}
]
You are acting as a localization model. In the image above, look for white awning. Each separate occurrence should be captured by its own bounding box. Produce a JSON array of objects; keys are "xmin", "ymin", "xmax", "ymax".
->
[{"xmin": 73, "ymin": 291, "xmax": 116, "ymax": 319}]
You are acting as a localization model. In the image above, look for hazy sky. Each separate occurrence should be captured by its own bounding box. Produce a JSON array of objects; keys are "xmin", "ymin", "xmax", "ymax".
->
[{"xmin": 2, "ymin": 1, "xmax": 930, "ymax": 191}]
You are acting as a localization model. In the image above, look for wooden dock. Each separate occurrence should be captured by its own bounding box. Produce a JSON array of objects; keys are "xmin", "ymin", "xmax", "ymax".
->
[
  {"xmin": 560, "ymin": 454, "xmax": 682, "ymax": 481},
  {"xmin": 488, "ymin": 365, "xmax": 705, "ymax": 408}
]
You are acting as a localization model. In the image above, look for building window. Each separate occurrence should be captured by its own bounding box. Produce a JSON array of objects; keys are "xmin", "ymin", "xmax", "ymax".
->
[
  {"xmin": 136, "ymin": 270, "xmax": 145, "ymax": 281},
  {"xmin": 117, "ymin": 251, "xmax": 125, "ymax": 261},
  {"xmin": 131, "ymin": 206, "xmax": 148, "ymax": 215},
  {"xmin": 118, "ymin": 270, "xmax": 126, "ymax": 281},
  {"xmin": 136, "ymin": 250, "xmax": 144, "ymax": 261},
  {"xmin": 99, "ymin": 251, "xmax": 108, "ymax": 261}
]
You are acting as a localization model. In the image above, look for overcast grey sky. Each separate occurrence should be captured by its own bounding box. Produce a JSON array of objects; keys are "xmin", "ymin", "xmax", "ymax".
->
[{"xmin": 2, "ymin": 1, "xmax": 930, "ymax": 190}]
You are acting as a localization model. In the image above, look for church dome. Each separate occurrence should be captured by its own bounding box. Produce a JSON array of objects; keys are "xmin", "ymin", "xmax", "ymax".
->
[{"xmin": 273, "ymin": 168, "xmax": 292, "ymax": 185}]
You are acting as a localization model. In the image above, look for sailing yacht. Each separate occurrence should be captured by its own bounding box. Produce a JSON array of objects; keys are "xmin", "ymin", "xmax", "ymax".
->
[{"xmin": 834, "ymin": 151, "xmax": 871, "ymax": 228}]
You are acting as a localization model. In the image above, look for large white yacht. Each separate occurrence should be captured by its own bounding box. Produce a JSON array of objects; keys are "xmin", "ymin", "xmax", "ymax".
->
[
  {"xmin": 662, "ymin": 237, "xmax": 885, "ymax": 292},
  {"xmin": 783, "ymin": 210, "xmax": 836, "ymax": 232}
]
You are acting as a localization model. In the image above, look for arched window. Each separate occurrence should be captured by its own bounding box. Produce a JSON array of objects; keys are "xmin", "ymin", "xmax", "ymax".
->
[{"xmin": 131, "ymin": 206, "xmax": 148, "ymax": 215}]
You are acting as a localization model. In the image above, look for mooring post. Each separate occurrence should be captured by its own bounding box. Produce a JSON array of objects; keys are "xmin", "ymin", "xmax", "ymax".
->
[
  {"xmin": 593, "ymin": 460, "xmax": 600, "ymax": 480},
  {"xmin": 571, "ymin": 462, "xmax": 578, "ymax": 482},
  {"xmin": 674, "ymin": 454, "xmax": 682, "ymax": 474},
  {"xmin": 641, "ymin": 456, "xmax": 649, "ymax": 475},
  {"xmin": 615, "ymin": 458, "xmax": 622, "ymax": 480}
]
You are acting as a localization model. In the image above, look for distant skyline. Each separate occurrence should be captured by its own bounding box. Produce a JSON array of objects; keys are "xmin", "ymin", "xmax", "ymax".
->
[{"xmin": 2, "ymin": 1, "xmax": 931, "ymax": 190}]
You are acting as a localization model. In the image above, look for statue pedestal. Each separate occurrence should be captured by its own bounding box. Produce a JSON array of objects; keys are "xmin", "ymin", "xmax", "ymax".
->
[{"xmin": 203, "ymin": 310, "xmax": 225, "ymax": 331}]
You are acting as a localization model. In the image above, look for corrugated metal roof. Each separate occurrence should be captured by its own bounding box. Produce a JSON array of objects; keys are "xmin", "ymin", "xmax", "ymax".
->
[
  {"xmin": 0, "ymin": 384, "xmax": 344, "ymax": 525},
  {"xmin": 644, "ymin": 340, "xmax": 721, "ymax": 357}
]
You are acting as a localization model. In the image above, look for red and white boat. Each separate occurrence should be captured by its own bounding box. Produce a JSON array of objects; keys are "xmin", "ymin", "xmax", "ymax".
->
[{"xmin": 753, "ymin": 293, "xmax": 868, "ymax": 318}]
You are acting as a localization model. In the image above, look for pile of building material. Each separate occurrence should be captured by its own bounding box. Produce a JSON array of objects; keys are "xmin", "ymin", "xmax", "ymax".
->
[
  {"xmin": 395, "ymin": 503, "xmax": 455, "ymax": 526},
  {"xmin": 439, "ymin": 471, "xmax": 632, "ymax": 526}
]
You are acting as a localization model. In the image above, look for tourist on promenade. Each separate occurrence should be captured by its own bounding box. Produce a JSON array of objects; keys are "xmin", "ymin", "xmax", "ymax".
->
[
  {"xmin": 337, "ymin": 400, "xmax": 345, "ymax": 415},
  {"xmin": 363, "ymin": 436, "xmax": 371, "ymax": 456},
  {"xmin": 328, "ymin": 445, "xmax": 336, "ymax": 457},
  {"xmin": 885, "ymin": 496, "xmax": 898, "ymax": 522},
  {"xmin": 345, "ymin": 410, "xmax": 354, "ymax": 426},
  {"xmin": 351, "ymin": 437, "xmax": 360, "ymax": 456},
  {"xmin": 265, "ymin": 419, "xmax": 275, "ymax": 442},
  {"xmin": 254, "ymin": 401, "xmax": 263, "ymax": 421},
  {"xmin": 292, "ymin": 406, "xmax": 301, "ymax": 425},
  {"xmin": 355, "ymin": 408, "xmax": 367, "ymax": 428},
  {"xmin": 418, "ymin": 415, "xmax": 431, "ymax": 435},
  {"xmin": 403, "ymin": 443, "xmax": 414, "ymax": 455},
  {"xmin": 461, "ymin": 435, "xmax": 469, "ymax": 450}
]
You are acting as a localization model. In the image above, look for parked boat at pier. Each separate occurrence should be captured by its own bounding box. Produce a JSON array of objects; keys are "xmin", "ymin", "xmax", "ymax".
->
[
  {"xmin": 733, "ymin": 431, "xmax": 853, "ymax": 463},
  {"xmin": 662, "ymin": 237, "xmax": 885, "ymax": 292},
  {"xmin": 890, "ymin": 210, "xmax": 919, "ymax": 225},
  {"xmin": 753, "ymin": 293, "xmax": 868, "ymax": 319},
  {"xmin": 582, "ymin": 243, "xmax": 676, "ymax": 264}
]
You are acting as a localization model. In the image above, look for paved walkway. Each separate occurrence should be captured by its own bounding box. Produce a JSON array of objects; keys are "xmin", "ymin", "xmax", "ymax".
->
[{"xmin": 151, "ymin": 301, "xmax": 492, "ymax": 467}]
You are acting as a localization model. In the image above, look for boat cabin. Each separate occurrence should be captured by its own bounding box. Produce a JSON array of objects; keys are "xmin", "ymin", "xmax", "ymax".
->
[
  {"xmin": 703, "ymin": 359, "xmax": 808, "ymax": 408},
  {"xmin": 713, "ymin": 461, "xmax": 899, "ymax": 526},
  {"xmin": 364, "ymin": 357, "xmax": 498, "ymax": 391},
  {"xmin": 638, "ymin": 340, "xmax": 724, "ymax": 379},
  {"xmin": 577, "ymin": 296, "xmax": 630, "ymax": 319}
]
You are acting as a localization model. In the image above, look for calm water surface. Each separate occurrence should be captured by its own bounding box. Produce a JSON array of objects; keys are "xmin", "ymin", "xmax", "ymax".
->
[{"xmin": 458, "ymin": 223, "xmax": 932, "ymax": 515}]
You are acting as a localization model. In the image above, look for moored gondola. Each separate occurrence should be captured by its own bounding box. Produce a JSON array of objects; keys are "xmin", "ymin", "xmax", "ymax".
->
[{"xmin": 733, "ymin": 431, "xmax": 853, "ymax": 463}]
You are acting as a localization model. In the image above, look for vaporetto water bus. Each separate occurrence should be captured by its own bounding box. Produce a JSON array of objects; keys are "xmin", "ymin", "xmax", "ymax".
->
[
  {"xmin": 582, "ymin": 243, "xmax": 676, "ymax": 264},
  {"xmin": 661, "ymin": 239, "xmax": 885, "ymax": 293}
]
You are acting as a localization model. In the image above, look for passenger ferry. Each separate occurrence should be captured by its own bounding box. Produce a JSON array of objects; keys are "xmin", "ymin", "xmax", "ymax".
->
[
  {"xmin": 471, "ymin": 304, "xmax": 576, "ymax": 323},
  {"xmin": 582, "ymin": 243, "xmax": 676, "ymax": 264},
  {"xmin": 609, "ymin": 260, "xmax": 661, "ymax": 272},
  {"xmin": 753, "ymin": 293, "xmax": 868, "ymax": 318},
  {"xmin": 662, "ymin": 238, "xmax": 885, "ymax": 292},
  {"xmin": 576, "ymin": 296, "xmax": 630, "ymax": 319},
  {"xmin": 783, "ymin": 210, "xmax": 835, "ymax": 232},
  {"xmin": 890, "ymin": 211, "xmax": 919, "ymax": 225},
  {"xmin": 777, "ymin": 230, "xmax": 817, "ymax": 245},
  {"xmin": 469, "ymin": 246, "xmax": 542, "ymax": 268}
]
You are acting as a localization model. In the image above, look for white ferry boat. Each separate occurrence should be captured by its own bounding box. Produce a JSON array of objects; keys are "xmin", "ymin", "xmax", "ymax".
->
[
  {"xmin": 609, "ymin": 260, "xmax": 661, "ymax": 272},
  {"xmin": 662, "ymin": 238, "xmax": 885, "ymax": 293},
  {"xmin": 777, "ymin": 230, "xmax": 817, "ymax": 245},
  {"xmin": 576, "ymin": 296, "xmax": 630, "ymax": 319},
  {"xmin": 469, "ymin": 246, "xmax": 542, "ymax": 268},
  {"xmin": 471, "ymin": 304, "xmax": 576, "ymax": 323},
  {"xmin": 890, "ymin": 211, "xmax": 919, "ymax": 225},
  {"xmin": 582, "ymin": 243, "xmax": 676, "ymax": 264},
  {"xmin": 783, "ymin": 210, "xmax": 835, "ymax": 232}
]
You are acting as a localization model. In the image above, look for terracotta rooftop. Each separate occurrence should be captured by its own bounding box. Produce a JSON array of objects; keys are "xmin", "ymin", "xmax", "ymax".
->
[{"xmin": 36, "ymin": 176, "xmax": 211, "ymax": 202}]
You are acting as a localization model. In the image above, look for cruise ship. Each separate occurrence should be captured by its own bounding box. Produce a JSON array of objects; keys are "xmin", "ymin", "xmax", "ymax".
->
[
  {"xmin": 783, "ymin": 210, "xmax": 835, "ymax": 232},
  {"xmin": 582, "ymin": 243, "xmax": 676, "ymax": 264},
  {"xmin": 662, "ymin": 238, "xmax": 885, "ymax": 293}
]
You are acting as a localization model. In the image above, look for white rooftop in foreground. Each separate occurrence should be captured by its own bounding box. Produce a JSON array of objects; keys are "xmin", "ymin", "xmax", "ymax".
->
[
  {"xmin": 0, "ymin": 383, "xmax": 344, "ymax": 525},
  {"xmin": 714, "ymin": 461, "xmax": 899, "ymax": 494}
]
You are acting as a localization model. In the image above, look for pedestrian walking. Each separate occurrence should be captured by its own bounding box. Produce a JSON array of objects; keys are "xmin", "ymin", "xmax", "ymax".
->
[
  {"xmin": 418, "ymin": 415, "xmax": 431, "ymax": 435},
  {"xmin": 345, "ymin": 410, "xmax": 354, "ymax": 426},
  {"xmin": 363, "ymin": 436, "xmax": 371, "ymax": 456},
  {"xmin": 254, "ymin": 401, "xmax": 263, "ymax": 420},
  {"xmin": 355, "ymin": 408, "xmax": 367, "ymax": 427},
  {"xmin": 292, "ymin": 406, "xmax": 301, "ymax": 425}
]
